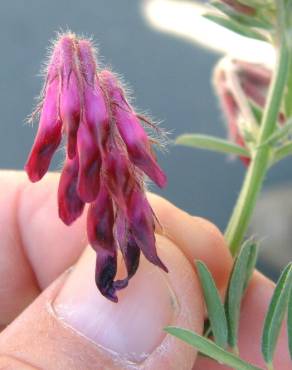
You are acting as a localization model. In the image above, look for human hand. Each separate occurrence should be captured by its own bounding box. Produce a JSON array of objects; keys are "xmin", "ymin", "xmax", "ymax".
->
[{"xmin": 0, "ymin": 171, "xmax": 289, "ymax": 369}]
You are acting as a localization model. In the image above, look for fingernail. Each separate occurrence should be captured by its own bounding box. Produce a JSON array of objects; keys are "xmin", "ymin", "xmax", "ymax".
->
[{"xmin": 53, "ymin": 247, "xmax": 177, "ymax": 363}]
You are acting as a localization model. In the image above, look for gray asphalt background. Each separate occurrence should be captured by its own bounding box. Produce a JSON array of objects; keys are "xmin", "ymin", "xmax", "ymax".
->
[{"xmin": 0, "ymin": 0, "xmax": 291, "ymax": 278}]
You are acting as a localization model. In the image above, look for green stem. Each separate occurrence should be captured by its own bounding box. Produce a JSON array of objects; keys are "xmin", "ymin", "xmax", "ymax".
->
[{"xmin": 225, "ymin": 41, "xmax": 289, "ymax": 256}]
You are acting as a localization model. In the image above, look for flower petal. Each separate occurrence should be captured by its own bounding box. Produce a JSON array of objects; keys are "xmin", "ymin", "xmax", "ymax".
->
[
  {"xmin": 25, "ymin": 79, "xmax": 62, "ymax": 182},
  {"xmin": 100, "ymin": 70, "xmax": 167, "ymax": 187},
  {"xmin": 60, "ymin": 71, "xmax": 81, "ymax": 159},
  {"xmin": 58, "ymin": 155, "xmax": 85, "ymax": 225},
  {"xmin": 83, "ymin": 83, "xmax": 110, "ymax": 152},
  {"xmin": 87, "ymin": 186, "xmax": 119, "ymax": 301},
  {"xmin": 115, "ymin": 107, "xmax": 167, "ymax": 187},
  {"xmin": 78, "ymin": 40, "xmax": 110, "ymax": 151},
  {"xmin": 59, "ymin": 35, "xmax": 81, "ymax": 159},
  {"xmin": 113, "ymin": 213, "xmax": 141, "ymax": 290},
  {"xmin": 103, "ymin": 145, "xmax": 134, "ymax": 211},
  {"xmin": 127, "ymin": 187, "xmax": 168, "ymax": 273},
  {"xmin": 87, "ymin": 185, "xmax": 115, "ymax": 251},
  {"xmin": 77, "ymin": 121, "xmax": 101, "ymax": 202}
]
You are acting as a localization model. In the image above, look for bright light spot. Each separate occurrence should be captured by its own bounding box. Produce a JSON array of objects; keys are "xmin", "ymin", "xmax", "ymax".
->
[{"xmin": 143, "ymin": 0, "xmax": 275, "ymax": 66}]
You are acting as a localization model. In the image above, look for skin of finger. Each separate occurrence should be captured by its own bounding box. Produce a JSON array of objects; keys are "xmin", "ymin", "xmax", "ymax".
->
[
  {"xmin": 148, "ymin": 193, "xmax": 233, "ymax": 295},
  {"xmin": 0, "ymin": 171, "xmax": 40, "ymax": 326},
  {"xmin": 193, "ymin": 271, "xmax": 291, "ymax": 370},
  {"xmin": 0, "ymin": 237, "xmax": 204, "ymax": 370},
  {"xmin": 18, "ymin": 171, "xmax": 87, "ymax": 289},
  {"xmin": 0, "ymin": 170, "xmax": 87, "ymax": 328},
  {"xmin": 0, "ymin": 355, "xmax": 39, "ymax": 369}
]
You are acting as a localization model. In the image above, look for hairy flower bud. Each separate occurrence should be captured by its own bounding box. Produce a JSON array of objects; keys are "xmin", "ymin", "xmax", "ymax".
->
[
  {"xmin": 25, "ymin": 77, "xmax": 62, "ymax": 182},
  {"xmin": 59, "ymin": 36, "xmax": 81, "ymax": 159},
  {"xmin": 25, "ymin": 32, "xmax": 167, "ymax": 301},
  {"xmin": 100, "ymin": 70, "xmax": 167, "ymax": 188}
]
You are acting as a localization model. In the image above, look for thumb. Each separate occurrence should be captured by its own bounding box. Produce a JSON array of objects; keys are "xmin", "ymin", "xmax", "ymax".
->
[{"xmin": 0, "ymin": 235, "xmax": 204, "ymax": 370}]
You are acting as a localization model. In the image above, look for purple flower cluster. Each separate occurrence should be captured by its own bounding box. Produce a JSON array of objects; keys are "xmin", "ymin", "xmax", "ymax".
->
[{"xmin": 25, "ymin": 33, "xmax": 167, "ymax": 302}]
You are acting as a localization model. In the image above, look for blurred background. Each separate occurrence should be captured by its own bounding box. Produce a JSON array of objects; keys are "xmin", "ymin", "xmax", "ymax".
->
[{"xmin": 0, "ymin": 0, "xmax": 291, "ymax": 279}]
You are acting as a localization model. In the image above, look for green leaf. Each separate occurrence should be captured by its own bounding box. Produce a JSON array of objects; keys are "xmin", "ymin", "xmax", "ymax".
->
[
  {"xmin": 175, "ymin": 134, "xmax": 250, "ymax": 157},
  {"xmin": 226, "ymin": 240, "xmax": 259, "ymax": 350},
  {"xmin": 165, "ymin": 327, "xmax": 263, "ymax": 370},
  {"xmin": 210, "ymin": 1, "xmax": 272, "ymax": 30},
  {"xmin": 262, "ymin": 262, "xmax": 292, "ymax": 365},
  {"xmin": 203, "ymin": 13, "xmax": 267, "ymax": 41},
  {"xmin": 288, "ymin": 288, "xmax": 292, "ymax": 359},
  {"xmin": 196, "ymin": 261, "xmax": 228, "ymax": 348},
  {"xmin": 243, "ymin": 242, "xmax": 258, "ymax": 291}
]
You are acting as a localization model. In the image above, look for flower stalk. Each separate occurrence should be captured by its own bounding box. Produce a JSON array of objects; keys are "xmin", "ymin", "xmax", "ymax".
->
[{"xmin": 225, "ymin": 36, "xmax": 289, "ymax": 255}]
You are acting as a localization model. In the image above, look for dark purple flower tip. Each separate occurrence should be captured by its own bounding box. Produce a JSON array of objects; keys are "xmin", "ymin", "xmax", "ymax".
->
[
  {"xmin": 127, "ymin": 187, "xmax": 168, "ymax": 273},
  {"xmin": 58, "ymin": 156, "xmax": 85, "ymax": 225},
  {"xmin": 95, "ymin": 251, "xmax": 118, "ymax": 303},
  {"xmin": 112, "ymin": 279, "xmax": 129, "ymax": 290},
  {"xmin": 121, "ymin": 234, "xmax": 141, "ymax": 279},
  {"xmin": 115, "ymin": 212, "xmax": 141, "ymax": 289},
  {"xmin": 87, "ymin": 187, "xmax": 120, "ymax": 301}
]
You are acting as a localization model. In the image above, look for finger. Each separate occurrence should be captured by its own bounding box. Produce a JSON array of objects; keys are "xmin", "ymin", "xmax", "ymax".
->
[
  {"xmin": 194, "ymin": 272, "xmax": 290, "ymax": 370},
  {"xmin": 18, "ymin": 171, "xmax": 87, "ymax": 288},
  {"xmin": 0, "ymin": 171, "xmax": 40, "ymax": 328},
  {"xmin": 0, "ymin": 236, "xmax": 205, "ymax": 370},
  {"xmin": 0, "ymin": 171, "xmax": 87, "ymax": 328},
  {"xmin": 149, "ymin": 193, "xmax": 233, "ymax": 294}
]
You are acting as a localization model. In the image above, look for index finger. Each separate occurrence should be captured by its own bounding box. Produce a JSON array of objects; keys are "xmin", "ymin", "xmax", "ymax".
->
[{"xmin": 0, "ymin": 170, "xmax": 87, "ymax": 328}]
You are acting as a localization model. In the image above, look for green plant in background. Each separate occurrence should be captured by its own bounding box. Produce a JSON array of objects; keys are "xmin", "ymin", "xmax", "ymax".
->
[{"xmin": 168, "ymin": 0, "xmax": 292, "ymax": 369}]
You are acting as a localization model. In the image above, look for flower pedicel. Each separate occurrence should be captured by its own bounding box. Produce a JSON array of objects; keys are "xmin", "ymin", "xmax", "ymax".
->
[{"xmin": 25, "ymin": 33, "xmax": 167, "ymax": 302}]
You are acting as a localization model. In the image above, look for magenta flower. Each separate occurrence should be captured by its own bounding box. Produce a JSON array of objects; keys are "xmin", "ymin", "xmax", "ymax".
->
[
  {"xmin": 25, "ymin": 33, "xmax": 167, "ymax": 302},
  {"xmin": 213, "ymin": 58, "xmax": 277, "ymax": 166}
]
